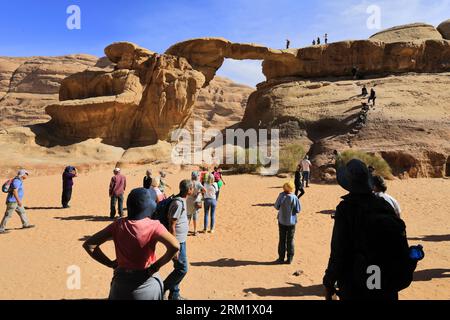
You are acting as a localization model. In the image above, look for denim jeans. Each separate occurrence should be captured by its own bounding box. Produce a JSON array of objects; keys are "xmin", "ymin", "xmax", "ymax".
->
[
  {"xmin": 110, "ymin": 194, "xmax": 124, "ymax": 218},
  {"xmin": 204, "ymin": 198, "xmax": 217, "ymax": 231},
  {"xmin": 164, "ymin": 242, "xmax": 188, "ymax": 299},
  {"xmin": 61, "ymin": 187, "xmax": 72, "ymax": 208},
  {"xmin": 302, "ymin": 171, "xmax": 310, "ymax": 187},
  {"xmin": 278, "ymin": 224, "xmax": 296, "ymax": 261}
]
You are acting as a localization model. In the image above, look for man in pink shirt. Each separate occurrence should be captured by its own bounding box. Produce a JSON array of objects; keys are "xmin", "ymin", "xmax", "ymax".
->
[{"xmin": 109, "ymin": 168, "xmax": 127, "ymax": 219}]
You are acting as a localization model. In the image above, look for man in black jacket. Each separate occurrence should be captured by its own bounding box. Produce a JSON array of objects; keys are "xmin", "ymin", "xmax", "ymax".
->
[{"xmin": 323, "ymin": 158, "xmax": 403, "ymax": 300}]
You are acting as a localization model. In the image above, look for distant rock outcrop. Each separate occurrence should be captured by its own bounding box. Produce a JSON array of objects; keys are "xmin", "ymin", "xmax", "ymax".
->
[
  {"xmin": 0, "ymin": 55, "xmax": 99, "ymax": 128},
  {"xmin": 438, "ymin": 19, "xmax": 450, "ymax": 40},
  {"xmin": 370, "ymin": 23, "xmax": 443, "ymax": 42},
  {"xmin": 46, "ymin": 42, "xmax": 206, "ymax": 147}
]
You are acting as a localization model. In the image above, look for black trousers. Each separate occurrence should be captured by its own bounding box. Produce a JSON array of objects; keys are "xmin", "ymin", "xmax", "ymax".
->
[
  {"xmin": 62, "ymin": 187, "xmax": 72, "ymax": 208},
  {"xmin": 278, "ymin": 224, "xmax": 296, "ymax": 261}
]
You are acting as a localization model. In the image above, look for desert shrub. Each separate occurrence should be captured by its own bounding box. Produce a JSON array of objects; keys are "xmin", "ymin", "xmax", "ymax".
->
[
  {"xmin": 279, "ymin": 143, "xmax": 306, "ymax": 173},
  {"xmin": 224, "ymin": 148, "xmax": 263, "ymax": 174},
  {"xmin": 340, "ymin": 150, "xmax": 393, "ymax": 178}
]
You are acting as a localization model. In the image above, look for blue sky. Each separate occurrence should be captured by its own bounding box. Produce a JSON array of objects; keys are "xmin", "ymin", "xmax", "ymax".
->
[{"xmin": 1, "ymin": 0, "xmax": 448, "ymax": 86}]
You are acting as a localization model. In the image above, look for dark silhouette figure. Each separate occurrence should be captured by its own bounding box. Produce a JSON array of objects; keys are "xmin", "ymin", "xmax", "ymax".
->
[
  {"xmin": 286, "ymin": 39, "xmax": 291, "ymax": 49},
  {"xmin": 324, "ymin": 33, "xmax": 328, "ymax": 44},
  {"xmin": 317, "ymin": 37, "xmax": 321, "ymax": 45},
  {"xmin": 368, "ymin": 88, "xmax": 377, "ymax": 106}
]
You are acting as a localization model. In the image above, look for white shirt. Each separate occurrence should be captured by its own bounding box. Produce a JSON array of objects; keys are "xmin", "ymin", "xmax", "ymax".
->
[
  {"xmin": 301, "ymin": 159, "xmax": 312, "ymax": 172},
  {"xmin": 204, "ymin": 183, "xmax": 218, "ymax": 200},
  {"xmin": 375, "ymin": 192, "xmax": 402, "ymax": 218}
]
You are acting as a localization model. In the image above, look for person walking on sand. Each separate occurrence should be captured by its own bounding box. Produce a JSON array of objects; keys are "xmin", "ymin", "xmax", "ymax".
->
[
  {"xmin": 143, "ymin": 169, "xmax": 153, "ymax": 189},
  {"xmin": 274, "ymin": 181, "xmax": 301, "ymax": 264},
  {"xmin": 324, "ymin": 33, "xmax": 328, "ymax": 44},
  {"xmin": 62, "ymin": 166, "xmax": 77, "ymax": 209},
  {"xmin": 109, "ymin": 168, "xmax": 127, "ymax": 219},
  {"xmin": 317, "ymin": 37, "xmax": 321, "ymax": 45},
  {"xmin": 152, "ymin": 177, "xmax": 166, "ymax": 204},
  {"xmin": 286, "ymin": 39, "xmax": 291, "ymax": 49},
  {"xmin": 368, "ymin": 88, "xmax": 376, "ymax": 106},
  {"xmin": 212, "ymin": 167, "xmax": 226, "ymax": 201},
  {"xmin": 312, "ymin": 39, "xmax": 316, "ymax": 45},
  {"xmin": 301, "ymin": 155, "xmax": 312, "ymax": 188},
  {"xmin": 83, "ymin": 188, "xmax": 180, "ymax": 300},
  {"xmin": 0, "ymin": 169, "xmax": 35, "ymax": 234},
  {"xmin": 372, "ymin": 176, "xmax": 402, "ymax": 218},
  {"xmin": 294, "ymin": 165, "xmax": 306, "ymax": 198},
  {"xmin": 323, "ymin": 159, "xmax": 417, "ymax": 301},
  {"xmin": 187, "ymin": 171, "xmax": 205, "ymax": 236},
  {"xmin": 203, "ymin": 174, "xmax": 218, "ymax": 234},
  {"xmin": 164, "ymin": 180, "xmax": 194, "ymax": 300},
  {"xmin": 159, "ymin": 171, "xmax": 171, "ymax": 195}
]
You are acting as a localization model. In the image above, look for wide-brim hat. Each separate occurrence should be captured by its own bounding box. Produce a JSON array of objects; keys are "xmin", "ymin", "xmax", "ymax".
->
[
  {"xmin": 336, "ymin": 159, "xmax": 373, "ymax": 194},
  {"xmin": 126, "ymin": 188, "xmax": 157, "ymax": 220}
]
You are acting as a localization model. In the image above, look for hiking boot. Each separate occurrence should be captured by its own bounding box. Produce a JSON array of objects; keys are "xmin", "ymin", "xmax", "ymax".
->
[
  {"xmin": 286, "ymin": 258, "xmax": 293, "ymax": 265},
  {"xmin": 22, "ymin": 225, "xmax": 35, "ymax": 230},
  {"xmin": 0, "ymin": 229, "xmax": 10, "ymax": 234},
  {"xmin": 276, "ymin": 258, "xmax": 285, "ymax": 264},
  {"xmin": 209, "ymin": 229, "xmax": 215, "ymax": 234}
]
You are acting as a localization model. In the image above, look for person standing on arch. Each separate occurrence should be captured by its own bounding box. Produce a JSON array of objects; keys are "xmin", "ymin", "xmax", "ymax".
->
[{"xmin": 286, "ymin": 39, "xmax": 291, "ymax": 49}]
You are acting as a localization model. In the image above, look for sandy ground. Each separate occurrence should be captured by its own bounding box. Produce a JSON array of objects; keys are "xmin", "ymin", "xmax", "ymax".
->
[{"xmin": 0, "ymin": 166, "xmax": 449, "ymax": 300}]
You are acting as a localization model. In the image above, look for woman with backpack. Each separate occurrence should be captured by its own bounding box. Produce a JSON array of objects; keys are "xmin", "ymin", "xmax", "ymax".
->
[
  {"xmin": 186, "ymin": 171, "xmax": 205, "ymax": 236},
  {"xmin": 203, "ymin": 174, "xmax": 218, "ymax": 234},
  {"xmin": 83, "ymin": 188, "xmax": 180, "ymax": 300}
]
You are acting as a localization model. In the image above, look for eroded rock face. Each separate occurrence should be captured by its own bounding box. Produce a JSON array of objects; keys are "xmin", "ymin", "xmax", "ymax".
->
[
  {"xmin": 0, "ymin": 55, "xmax": 99, "ymax": 128},
  {"xmin": 46, "ymin": 42, "xmax": 206, "ymax": 147},
  {"xmin": 370, "ymin": 23, "xmax": 443, "ymax": 42},
  {"xmin": 241, "ymin": 73, "xmax": 450, "ymax": 179}
]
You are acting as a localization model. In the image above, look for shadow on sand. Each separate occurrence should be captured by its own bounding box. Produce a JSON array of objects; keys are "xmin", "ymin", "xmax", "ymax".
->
[
  {"xmin": 25, "ymin": 207, "xmax": 62, "ymax": 210},
  {"xmin": 191, "ymin": 258, "xmax": 280, "ymax": 268},
  {"xmin": 413, "ymin": 269, "xmax": 450, "ymax": 282},
  {"xmin": 252, "ymin": 203, "xmax": 274, "ymax": 207},
  {"xmin": 55, "ymin": 215, "xmax": 112, "ymax": 222},
  {"xmin": 408, "ymin": 234, "xmax": 450, "ymax": 242},
  {"xmin": 317, "ymin": 210, "xmax": 336, "ymax": 215},
  {"xmin": 244, "ymin": 282, "xmax": 324, "ymax": 298}
]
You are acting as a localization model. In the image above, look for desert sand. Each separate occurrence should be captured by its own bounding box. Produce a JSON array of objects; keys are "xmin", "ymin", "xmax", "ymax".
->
[{"xmin": 0, "ymin": 166, "xmax": 448, "ymax": 300}]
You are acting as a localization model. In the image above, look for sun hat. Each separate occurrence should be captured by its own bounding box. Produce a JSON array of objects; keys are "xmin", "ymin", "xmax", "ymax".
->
[
  {"xmin": 336, "ymin": 159, "xmax": 373, "ymax": 194},
  {"xmin": 126, "ymin": 188, "xmax": 157, "ymax": 221},
  {"xmin": 17, "ymin": 169, "xmax": 29, "ymax": 177}
]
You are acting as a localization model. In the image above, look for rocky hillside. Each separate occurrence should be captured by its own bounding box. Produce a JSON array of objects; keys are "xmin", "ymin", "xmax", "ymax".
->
[{"xmin": 0, "ymin": 55, "xmax": 251, "ymax": 132}]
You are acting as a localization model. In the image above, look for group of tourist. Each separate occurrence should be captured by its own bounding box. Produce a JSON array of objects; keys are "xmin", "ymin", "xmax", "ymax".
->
[
  {"xmin": 2, "ymin": 151, "xmax": 414, "ymax": 301},
  {"xmin": 82, "ymin": 164, "xmax": 226, "ymax": 300},
  {"xmin": 273, "ymin": 151, "xmax": 412, "ymax": 300},
  {"xmin": 312, "ymin": 34, "xmax": 328, "ymax": 45}
]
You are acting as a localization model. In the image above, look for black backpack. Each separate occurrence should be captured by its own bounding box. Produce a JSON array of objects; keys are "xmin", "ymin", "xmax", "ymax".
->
[
  {"xmin": 346, "ymin": 195, "xmax": 417, "ymax": 293},
  {"xmin": 151, "ymin": 195, "xmax": 183, "ymax": 230}
]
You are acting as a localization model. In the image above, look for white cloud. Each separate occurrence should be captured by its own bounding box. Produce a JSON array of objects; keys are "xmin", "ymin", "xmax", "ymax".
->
[{"xmin": 216, "ymin": 59, "xmax": 265, "ymax": 87}]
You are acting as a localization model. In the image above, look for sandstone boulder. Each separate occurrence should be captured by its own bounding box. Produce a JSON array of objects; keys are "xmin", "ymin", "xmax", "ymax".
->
[
  {"xmin": 370, "ymin": 23, "xmax": 443, "ymax": 42},
  {"xmin": 438, "ymin": 19, "xmax": 450, "ymax": 40},
  {"xmin": 46, "ymin": 42, "xmax": 206, "ymax": 147}
]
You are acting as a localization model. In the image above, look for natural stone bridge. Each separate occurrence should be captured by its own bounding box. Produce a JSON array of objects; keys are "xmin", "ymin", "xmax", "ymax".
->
[{"xmin": 45, "ymin": 22, "xmax": 450, "ymax": 147}]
